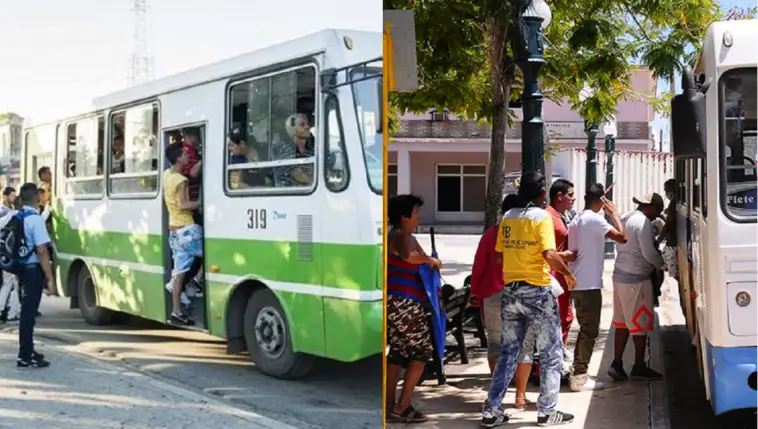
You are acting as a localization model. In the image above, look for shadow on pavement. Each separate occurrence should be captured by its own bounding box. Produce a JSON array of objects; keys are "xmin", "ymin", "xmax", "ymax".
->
[{"xmin": 8, "ymin": 297, "xmax": 382, "ymax": 429}]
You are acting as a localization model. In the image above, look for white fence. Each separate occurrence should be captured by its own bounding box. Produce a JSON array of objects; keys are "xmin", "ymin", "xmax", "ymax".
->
[{"xmin": 551, "ymin": 148, "xmax": 674, "ymax": 215}]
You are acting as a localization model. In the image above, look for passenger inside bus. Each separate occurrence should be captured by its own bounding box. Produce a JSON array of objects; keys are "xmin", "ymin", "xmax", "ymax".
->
[
  {"xmin": 112, "ymin": 136, "xmax": 125, "ymax": 173},
  {"xmin": 179, "ymin": 129, "xmax": 202, "ymax": 223},
  {"xmin": 227, "ymin": 128, "xmax": 266, "ymax": 189},
  {"xmin": 273, "ymin": 113, "xmax": 314, "ymax": 187}
]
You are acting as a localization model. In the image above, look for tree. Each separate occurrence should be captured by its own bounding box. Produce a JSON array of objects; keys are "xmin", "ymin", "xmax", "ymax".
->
[{"xmin": 386, "ymin": 0, "xmax": 720, "ymax": 230}]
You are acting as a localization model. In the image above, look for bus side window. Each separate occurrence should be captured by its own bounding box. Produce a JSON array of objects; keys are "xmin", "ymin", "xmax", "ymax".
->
[
  {"xmin": 324, "ymin": 95, "xmax": 349, "ymax": 192},
  {"xmin": 109, "ymin": 104, "xmax": 160, "ymax": 196},
  {"xmin": 64, "ymin": 117, "xmax": 104, "ymax": 197},
  {"xmin": 226, "ymin": 66, "xmax": 317, "ymax": 193}
]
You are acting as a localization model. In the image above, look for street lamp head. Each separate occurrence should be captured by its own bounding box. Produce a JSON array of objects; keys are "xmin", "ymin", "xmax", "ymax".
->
[
  {"xmin": 523, "ymin": 0, "xmax": 552, "ymax": 29},
  {"xmin": 603, "ymin": 118, "xmax": 617, "ymax": 136},
  {"xmin": 578, "ymin": 85, "xmax": 594, "ymax": 102}
]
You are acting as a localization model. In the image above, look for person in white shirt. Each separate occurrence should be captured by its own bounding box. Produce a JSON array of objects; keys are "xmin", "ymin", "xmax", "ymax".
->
[
  {"xmin": 607, "ymin": 193, "xmax": 665, "ymax": 382},
  {"xmin": 566, "ymin": 183, "xmax": 627, "ymax": 391}
]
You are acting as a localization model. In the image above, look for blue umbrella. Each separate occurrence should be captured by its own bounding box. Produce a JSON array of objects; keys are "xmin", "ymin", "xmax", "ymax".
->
[{"xmin": 418, "ymin": 232, "xmax": 446, "ymax": 359}]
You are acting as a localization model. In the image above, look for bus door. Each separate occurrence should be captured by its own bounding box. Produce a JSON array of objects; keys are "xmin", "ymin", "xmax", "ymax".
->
[{"xmin": 161, "ymin": 123, "xmax": 208, "ymax": 330}]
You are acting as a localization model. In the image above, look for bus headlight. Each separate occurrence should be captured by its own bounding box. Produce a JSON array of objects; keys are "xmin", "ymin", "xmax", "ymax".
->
[{"xmin": 736, "ymin": 291, "xmax": 751, "ymax": 307}]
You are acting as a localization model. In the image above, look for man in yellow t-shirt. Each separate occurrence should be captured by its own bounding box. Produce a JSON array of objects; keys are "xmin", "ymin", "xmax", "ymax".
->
[
  {"xmin": 482, "ymin": 172, "xmax": 577, "ymax": 428},
  {"xmin": 163, "ymin": 143, "xmax": 202, "ymax": 326}
]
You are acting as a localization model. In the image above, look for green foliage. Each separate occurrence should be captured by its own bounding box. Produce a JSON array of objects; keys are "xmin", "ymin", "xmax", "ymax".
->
[{"xmin": 388, "ymin": 0, "xmax": 721, "ymax": 126}]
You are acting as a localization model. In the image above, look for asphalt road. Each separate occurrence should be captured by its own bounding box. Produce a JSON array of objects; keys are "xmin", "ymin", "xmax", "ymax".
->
[
  {"xmin": 654, "ymin": 288, "xmax": 757, "ymax": 429},
  {"xmin": 6, "ymin": 296, "xmax": 381, "ymax": 429}
]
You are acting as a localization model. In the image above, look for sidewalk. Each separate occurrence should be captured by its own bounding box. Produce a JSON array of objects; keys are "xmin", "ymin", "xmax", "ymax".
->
[
  {"xmin": 389, "ymin": 263, "xmax": 661, "ymax": 429},
  {"xmin": 0, "ymin": 331, "xmax": 296, "ymax": 429}
]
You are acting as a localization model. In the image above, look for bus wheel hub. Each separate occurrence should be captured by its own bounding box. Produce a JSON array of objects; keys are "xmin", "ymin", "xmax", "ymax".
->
[{"xmin": 254, "ymin": 306, "xmax": 285, "ymax": 358}]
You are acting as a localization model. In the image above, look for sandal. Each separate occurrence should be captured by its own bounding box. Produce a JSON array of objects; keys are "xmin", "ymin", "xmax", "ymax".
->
[
  {"xmin": 514, "ymin": 397, "xmax": 532, "ymax": 410},
  {"xmin": 391, "ymin": 405, "xmax": 428, "ymax": 423}
]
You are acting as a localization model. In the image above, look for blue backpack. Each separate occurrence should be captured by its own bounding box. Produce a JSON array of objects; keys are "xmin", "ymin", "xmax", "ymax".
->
[{"xmin": 0, "ymin": 210, "xmax": 34, "ymax": 274}]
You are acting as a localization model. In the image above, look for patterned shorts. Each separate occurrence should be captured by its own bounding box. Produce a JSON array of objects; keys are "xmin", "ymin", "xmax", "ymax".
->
[
  {"xmin": 168, "ymin": 224, "xmax": 203, "ymax": 276},
  {"xmin": 662, "ymin": 246, "xmax": 678, "ymax": 278},
  {"xmin": 386, "ymin": 295, "xmax": 434, "ymax": 365}
]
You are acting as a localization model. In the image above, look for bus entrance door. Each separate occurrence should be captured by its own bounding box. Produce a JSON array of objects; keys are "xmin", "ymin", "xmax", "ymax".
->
[{"xmin": 161, "ymin": 124, "xmax": 208, "ymax": 330}]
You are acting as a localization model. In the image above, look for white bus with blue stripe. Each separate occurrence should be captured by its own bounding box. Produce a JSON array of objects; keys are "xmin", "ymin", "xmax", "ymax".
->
[{"xmin": 671, "ymin": 19, "xmax": 757, "ymax": 426}]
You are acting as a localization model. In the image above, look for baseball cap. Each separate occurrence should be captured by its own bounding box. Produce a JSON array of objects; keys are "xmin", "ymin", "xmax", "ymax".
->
[
  {"xmin": 228, "ymin": 127, "xmax": 246, "ymax": 143},
  {"xmin": 633, "ymin": 192, "xmax": 664, "ymax": 208}
]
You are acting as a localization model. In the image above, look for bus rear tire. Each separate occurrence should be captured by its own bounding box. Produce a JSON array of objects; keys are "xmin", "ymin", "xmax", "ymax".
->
[
  {"xmin": 243, "ymin": 288, "xmax": 315, "ymax": 379},
  {"xmin": 76, "ymin": 266, "xmax": 113, "ymax": 326}
]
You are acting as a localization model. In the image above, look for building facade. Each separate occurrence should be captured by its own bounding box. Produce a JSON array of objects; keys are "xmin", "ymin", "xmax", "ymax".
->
[
  {"xmin": 388, "ymin": 67, "xmax": 658, "ymax": 226},
  {"xmin": 0, "ymin": 112, "xmax": 24, "ymax": 189}
]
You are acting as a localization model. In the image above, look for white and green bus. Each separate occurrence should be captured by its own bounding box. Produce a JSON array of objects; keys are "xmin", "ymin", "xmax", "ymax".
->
[{"xmin": 22, "ymin": 29, "xmax": 384, "ymax": 379}]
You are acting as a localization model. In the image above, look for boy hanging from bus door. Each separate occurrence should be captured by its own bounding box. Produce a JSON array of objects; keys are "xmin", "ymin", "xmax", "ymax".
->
[{"xmin": 163, "ymin": 143, "xmax": 203, "ymax": 326}]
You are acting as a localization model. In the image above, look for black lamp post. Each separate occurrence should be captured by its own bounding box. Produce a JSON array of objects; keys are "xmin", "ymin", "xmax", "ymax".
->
[
  {"xmin": 512, "ymin": 0, "xmax": 552, "ymax": 175},
  {"xmin": 584, "ymin": 120, "xmax": 599, "ymax": 189},
  {"xmin": 603, "ymin": 121, "xmax": 617, "ymax": 258}
]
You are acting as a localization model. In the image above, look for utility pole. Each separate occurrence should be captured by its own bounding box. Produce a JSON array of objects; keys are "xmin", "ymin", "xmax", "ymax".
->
[{"xmin": 130, "ymin": 0, "xmax": 154, "ymax": 85}]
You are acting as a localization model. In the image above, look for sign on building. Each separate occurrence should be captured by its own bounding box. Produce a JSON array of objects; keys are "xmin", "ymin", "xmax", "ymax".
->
[{"xmin": 545, "ymin": 122, "xmax": 587, "ymax": 139}]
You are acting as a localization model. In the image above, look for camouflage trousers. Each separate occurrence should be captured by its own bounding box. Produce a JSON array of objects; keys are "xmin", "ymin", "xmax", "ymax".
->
[
  {"xmin": 386, "ymin": 295, "xmax": 434, "ymax": 365},
  {"xmin": 485, "ymin": 282, "xmax": 563, "ymax": 415}
]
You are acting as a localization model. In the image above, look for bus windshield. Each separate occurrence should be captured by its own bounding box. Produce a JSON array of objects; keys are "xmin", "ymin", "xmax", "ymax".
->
[
  {"xmin": 351, "ymin": 66, "xmax": 382, "ymax": 195},
  {"xmin": 720, "ymin": 68, "xmax": 757, "ymax": 221}
]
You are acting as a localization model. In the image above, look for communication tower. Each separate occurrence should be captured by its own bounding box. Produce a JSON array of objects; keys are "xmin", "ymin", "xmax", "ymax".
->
[{"xmin": 129, "ymin": 0, "xmax": 154, "ymax": 85}]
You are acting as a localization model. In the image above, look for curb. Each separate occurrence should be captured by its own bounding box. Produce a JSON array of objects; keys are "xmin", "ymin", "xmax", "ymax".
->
[{"xmin": 649, "ymin": 307, "xmax": 671, "ymax": 429}]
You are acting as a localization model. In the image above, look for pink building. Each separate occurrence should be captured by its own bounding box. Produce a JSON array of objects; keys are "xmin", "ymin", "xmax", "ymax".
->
[{"xmin": 388, "ymin": 67, "xmax": 657, "ymax": 226}]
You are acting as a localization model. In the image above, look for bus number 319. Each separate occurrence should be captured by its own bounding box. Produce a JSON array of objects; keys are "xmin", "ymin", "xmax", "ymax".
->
[{"xmin": 247, "ymin": 209, "xmax": 267, "ymax": 229}]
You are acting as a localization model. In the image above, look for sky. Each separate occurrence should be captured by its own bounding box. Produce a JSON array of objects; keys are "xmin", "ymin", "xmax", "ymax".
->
[
  {"xmin": 651, "ymin": 0, "xmax": 755, "ymax": 151},
  {"xmin": 0, "ymin": 0, "xmax": 381, "ymax": 124}
]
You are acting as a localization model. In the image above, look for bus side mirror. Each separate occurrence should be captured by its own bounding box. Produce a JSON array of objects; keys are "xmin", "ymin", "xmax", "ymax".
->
[{"xmin": 671, "ymin": 66, "xmax": 710, "ymax": 156}]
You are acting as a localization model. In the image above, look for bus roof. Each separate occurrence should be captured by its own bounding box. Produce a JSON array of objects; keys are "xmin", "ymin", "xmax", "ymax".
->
[
  {"xmin": 26, "ymin": 28, "xmax": 379, "ymax": 128},
  {"xmin": 695, "ymin": 19, "xmax": 757, "ymax": 75}
]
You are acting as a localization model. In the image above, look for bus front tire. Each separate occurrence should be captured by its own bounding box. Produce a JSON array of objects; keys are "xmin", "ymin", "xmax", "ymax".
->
[
  {"xmin": 76, "ymin": 266, "xmax": 113, "ymax": 326},
  {"xmin": 243, "ymin": 288, "xmax": 314, "ymax": 379}
]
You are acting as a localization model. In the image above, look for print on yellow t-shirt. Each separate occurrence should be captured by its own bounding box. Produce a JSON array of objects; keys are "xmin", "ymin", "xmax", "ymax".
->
[{"xmin": 495, "ymin": 206, "xmax": 556, "ymax": 286}]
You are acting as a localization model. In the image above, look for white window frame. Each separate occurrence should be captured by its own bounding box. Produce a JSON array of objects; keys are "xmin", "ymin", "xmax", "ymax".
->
[
  {"xmin": 387, "ymin": 163, "xmax": 398, "ymax": 196},
  {"xmin": 107, "ymin": 103, "xmax": 161, "ymax": 199},
  {"xmin": 64, "ymin": 115, "xmax": 105, "ymax": 200},
  {"xmin": 434, "ymin": 163, "xmax": 487, "ymax": 223},
  {"xmin": 224, "ymin": 63, "xmax": 319, "ymax": 196}
]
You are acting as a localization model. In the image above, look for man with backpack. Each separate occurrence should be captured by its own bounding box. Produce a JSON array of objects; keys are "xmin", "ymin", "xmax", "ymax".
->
[{"xmin": 0, "ymin": 183, "xmax": 54, "ymax": 368}]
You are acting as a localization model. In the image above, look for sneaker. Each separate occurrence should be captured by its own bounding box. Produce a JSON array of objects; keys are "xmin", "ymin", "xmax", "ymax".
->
[
  {"xmin": 569, "ymin": 374, "xmax": 605, "ymax": 391},
  {"xmin": 630, "ymin": 365, "xmax": 663, "ymax": 381},
  {"xmin": 189, "ymin": 278, "xmax": 204, "ymax": 298},
  {"xmin": 563, "ymin": 348, "xmax": 574, "ymax": 363},
  {"xmin": 17, "ymin": 352, "xmax": 50, "ymax": 369},
  {"xmin": 185, "ymin": 278, "xmax": 203, "ymax": 298},
  {"xmin": 170, "ymin": 312, "xmax": 195, "ymax": 326},
  {"xmin": 537, "ymin": 410, "xmax": 574, "ymax": 426},
  {"xmin": 481, "ymin": 410, "xmax": 509, "ymax": 428},
  {"xmin": 165, "ymin": 282, "xmax": 191, "ymax": 305},
  {"xmin": 607, "ymin": 360, "xmax": 629, "ymax": 381}
]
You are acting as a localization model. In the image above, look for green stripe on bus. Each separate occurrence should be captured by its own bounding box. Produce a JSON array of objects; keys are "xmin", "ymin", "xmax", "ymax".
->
[{"xmin": 54, "ymin": 217, "xmax": 381, "ymax": 291}]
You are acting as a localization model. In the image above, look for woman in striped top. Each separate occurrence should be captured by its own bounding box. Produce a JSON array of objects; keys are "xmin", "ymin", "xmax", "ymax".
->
[{"xmin": 385, "ymin": 194, "xmax": 442, "ymax": 424}]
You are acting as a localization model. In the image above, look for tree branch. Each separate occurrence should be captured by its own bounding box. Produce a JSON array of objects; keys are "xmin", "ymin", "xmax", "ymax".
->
[{"xmin": 622, "ymin": 1, "xmax": 654, "ymax": 43}]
